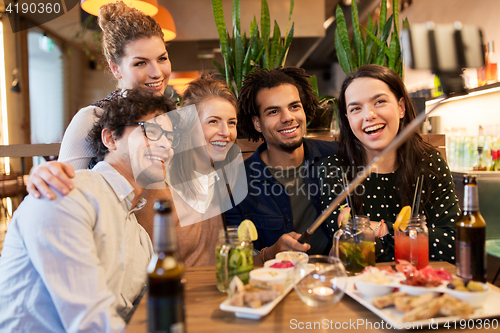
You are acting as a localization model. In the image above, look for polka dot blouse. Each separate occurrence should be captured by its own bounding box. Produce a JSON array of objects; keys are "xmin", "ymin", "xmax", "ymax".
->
[{"xmin": 318, "ymin": 151, "xmax": 460, "ymax": 264}]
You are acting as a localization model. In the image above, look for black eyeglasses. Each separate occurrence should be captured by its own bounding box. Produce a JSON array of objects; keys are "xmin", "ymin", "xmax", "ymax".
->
[{"xmin": 124, "ymin": 121, "xmax": 181, "ymax": 148}]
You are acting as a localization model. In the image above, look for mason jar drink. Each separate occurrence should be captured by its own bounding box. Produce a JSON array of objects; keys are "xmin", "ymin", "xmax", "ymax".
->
[
  {"xmin": 215, "ymin": 226, "xmax": 253, "ymax": 292},
  {"xmin": 394, "ymin": 216, "xmax": 429, "ymax": 270},
  {"xmin": 333, "ymin": 215, "xmax": 375, "ymax": 276}
]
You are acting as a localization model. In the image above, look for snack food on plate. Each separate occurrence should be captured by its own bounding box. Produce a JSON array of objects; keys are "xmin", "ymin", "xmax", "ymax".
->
[
  {"xmin": 394, "ymin": 293, "xmax": 435, "ymax": 312},
  {"xmin": 438, "ymin": 293, "xmax": 475, "ymax": 317},
  {"xmin": 228, "ymin": 273, "xmax": 284, "ymax": 308},
  {"xmin": 447, "ymin": 278, "xmax": 486, "ymax": 292},
  {"xmin": 370, "ymin": 290, "xmax": 476, "ymax": 322},
  {"xmin": 402, "ymin": 297, "xmax": 441, "ymax": 322},
  {"xmin": 372, "ymin": 292, "xmax": 407, "ymax": 309},
  {"xmin": 357, "ymin": 267, "xmax": 392, "ymax": 284}
]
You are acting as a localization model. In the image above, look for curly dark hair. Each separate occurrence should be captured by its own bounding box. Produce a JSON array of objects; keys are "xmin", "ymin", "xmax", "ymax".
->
[
  {"xmin": 337, "ymin": 64, "xmax": 436, "ymax": 211},
  {"xmin": 87, "ymin": 88, "xmax": 177, "ymax": 161},
  {"xmin": 237, "ymin": 67, "xmax": 319, "ymax": 142}
]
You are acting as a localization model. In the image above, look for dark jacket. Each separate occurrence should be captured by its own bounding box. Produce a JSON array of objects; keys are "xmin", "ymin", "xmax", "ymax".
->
[{"xmin": 225, "ymin": 138, "xmax": 339, "ymax": 251}]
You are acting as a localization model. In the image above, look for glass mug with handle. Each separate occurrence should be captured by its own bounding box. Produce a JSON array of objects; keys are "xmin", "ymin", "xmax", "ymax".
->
[{"xmin": 333, "ymin": 215, "xmax": 375, "ymax": 276}]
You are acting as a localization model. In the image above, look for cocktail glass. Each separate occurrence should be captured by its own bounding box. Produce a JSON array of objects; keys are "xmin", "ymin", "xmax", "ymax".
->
[
  {"xmin": 394, "ymin": 216, "xmax": 429, "ymax": 269},
  {"xmin": 215, "ymin": 227, "xmax": 254, "ymax": 292}
]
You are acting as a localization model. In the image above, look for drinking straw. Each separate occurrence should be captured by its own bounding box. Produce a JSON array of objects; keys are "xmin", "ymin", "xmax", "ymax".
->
[
  {"xmin": 341, "ymin": 171, "xmax": 356, "ymax": 217},
  {"xmin": 411, "ymin": 175, "xmax": 421, "ymax": 217},
  {"xmin": 214, "ymin": 173, "xmax": 228, "ymax": 235},
  {"xmin": 413, "ymin": 176, "xmax": 424, "ymax": 218}
]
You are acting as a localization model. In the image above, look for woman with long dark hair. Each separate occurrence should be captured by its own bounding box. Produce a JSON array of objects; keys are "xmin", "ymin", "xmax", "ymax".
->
[{"xmin": 319, "ymin": 64, "xmax": 459, "ymax": 263}]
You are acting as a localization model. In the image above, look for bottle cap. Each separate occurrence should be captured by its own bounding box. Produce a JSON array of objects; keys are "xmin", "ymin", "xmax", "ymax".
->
[
  {"xmin": 463, "ymin": 174, "xmax": 478, "ymax": 185},
  {"xmin": 154, "ymin": 199, "xmax": 172, "ymax": 213},
  {"xmin": 488, "ymin": 40, "xmax": 495, "ymax": 53}
]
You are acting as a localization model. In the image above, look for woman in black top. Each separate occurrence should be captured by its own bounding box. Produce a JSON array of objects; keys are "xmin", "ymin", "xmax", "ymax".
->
[{"xmin": 319, "ymin": 65, "xmax": 459, "ymax": 263}]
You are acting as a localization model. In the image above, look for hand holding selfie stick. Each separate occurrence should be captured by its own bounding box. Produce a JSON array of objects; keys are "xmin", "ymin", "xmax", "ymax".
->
[
  {"xmin": 297, "ymin": 98, "xmax": 446, "ymax": 244},
  {"xmin": 297, "ymin": 22, "xmax": 483, "ymax": 244}
]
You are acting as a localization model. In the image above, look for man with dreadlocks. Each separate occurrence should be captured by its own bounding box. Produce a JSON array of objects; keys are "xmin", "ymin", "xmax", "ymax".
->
[{"xmin": 226, "ymin": 67, "xmax": 339, "ymax": 264}]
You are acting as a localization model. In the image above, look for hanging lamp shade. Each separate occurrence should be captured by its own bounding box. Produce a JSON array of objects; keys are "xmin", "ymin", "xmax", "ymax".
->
[
  {"xmin": 153, "ymin": 5, "xmax": 176, "ymax": 42},
  {"xmin": 169, "ymin": 71, "xmax": 200, "ymax": 94},
  {"xmin": 81, "ymin": 0, "xmax": 159, "ymax": 17}
]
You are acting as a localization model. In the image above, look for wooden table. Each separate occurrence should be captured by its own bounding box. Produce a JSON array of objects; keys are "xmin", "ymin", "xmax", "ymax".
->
[{"xmin": 126, "ymin": 262, "xmax": 499, "ymax": 332}]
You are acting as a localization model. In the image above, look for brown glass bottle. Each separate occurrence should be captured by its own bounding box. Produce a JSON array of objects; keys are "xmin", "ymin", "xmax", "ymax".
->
[
  {"xmin": 147, "ymin": 200, "xmax": 185, "ymax": 333},
  {"xmin": 456, "ymin": 175, "xmax": 487, "ymax": 282}
]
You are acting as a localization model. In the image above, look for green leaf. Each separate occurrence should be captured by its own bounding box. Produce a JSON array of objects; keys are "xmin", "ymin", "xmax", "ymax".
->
[
  {"xmin": 366, "ymin": 14, "xmax": 373, "ymax": 45},
  {"xmin": 232, "ymin": 0, "xmax": 240, "ymax": 35},
  {"xmin": 335, "ymin": 5, "xmax": 355, "ymax": 71},
  {"xmin": 286, "ymin": 0, "xmax": 294, "ymax": 36},
  {"xmin": 364, "ymin": 27, "xmax": 390, "ymax": 58},
  {"xmin": 351, "ymin": 0, "xmax": 364, "ymax": 66},
  {"xmin": 403, "ymin": 17, "xmax": 410, "ymax": 30},
  {"xmin": 380, "ymin": 14, "xmax": 393, "ymax": 43},
  {"xmin": 335, "ymin": 28, "xmax": 352, "ymax": 74},
  {"xmin": 212, "ymin": 59, "xmax": 226, "ymax": 77},
  {"xmin": 393, "ymin": 0, "xmax": 399, "ymax": 35},
  {"xmin": 269, "ymin": 21, "xmax": 280, "ymax": 69},
  {"xmin": 261, "ymin": 0, "xmax": 270, "ymax": 40},
  {"xmin": 309, "ymin": 75, "xmax": 319, "ymax": 98},
  {"xmin": 211, "ymin": 0, "xmax": 230, "ymax": 84},
  {"xmin": 261, "ymin": 0, "xmax": 271, "ymax": 69},
  {"xmin": 281, "ymin": 23, "xmax": 295, "ymax": 66},
  {"xmin": 234, "ymin": 28, "xmax": 245, "ymax": 90},
  {"xmin": 379, "ymin": 0, "xmax": 387, "ymax": 37}
]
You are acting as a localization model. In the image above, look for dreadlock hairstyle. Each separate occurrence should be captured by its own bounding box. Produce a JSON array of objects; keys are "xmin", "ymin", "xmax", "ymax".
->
[
  {"xmin": 237, "ymin": 67, "xmax": 319, "ymax": 142},
  {"xmin": 337, "ymin": 64, "xmax": 437, "ymax": 213}
]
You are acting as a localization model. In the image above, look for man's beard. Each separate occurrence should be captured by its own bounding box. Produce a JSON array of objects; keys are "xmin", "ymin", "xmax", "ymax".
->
[{"xmin": 279, "ymin": 137, "xmax": 304, "ymax": 152}]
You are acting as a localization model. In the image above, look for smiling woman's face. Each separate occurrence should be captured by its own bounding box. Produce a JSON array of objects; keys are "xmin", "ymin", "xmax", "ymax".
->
[
  {"xmin": 198, "ymin": 97, "xmax": 237, "ymax": 163},
  {"xmin": 110, "ymin": 36, "xmax": 171, "ymax": 96},
  {"xmin": 345, "ymin": 77, "xmax": 405, "ymax": 160}
]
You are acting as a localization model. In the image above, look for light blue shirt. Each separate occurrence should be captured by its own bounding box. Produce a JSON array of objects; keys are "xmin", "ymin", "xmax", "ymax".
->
[{"xmin": 0, "ymin": 162, "xmax": 153, "ymax": 333}]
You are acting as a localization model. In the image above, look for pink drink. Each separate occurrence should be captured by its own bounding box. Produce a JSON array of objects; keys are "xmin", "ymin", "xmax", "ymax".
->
[{"xmin": 394, "ymin": 217, "xmax": 429, "ymax": 270}]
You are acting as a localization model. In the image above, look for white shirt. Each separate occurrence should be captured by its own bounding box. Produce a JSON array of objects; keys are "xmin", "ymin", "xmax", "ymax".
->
[
  {"xmin": 0, "ymin": 162, "xmax": 153, "ymax": 333},
  {"xmin": 168, "ymin": 169, "xmax": 218, "ymax": 214},
  {"xmin": 58, "ymin": 105, "xmax": 102, "ymax": 170}
]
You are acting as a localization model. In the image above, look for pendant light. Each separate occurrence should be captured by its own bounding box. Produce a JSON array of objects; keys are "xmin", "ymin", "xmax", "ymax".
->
[{"xmin": 80, "ymin": 0, "xmax": 159, "ymax": 17}]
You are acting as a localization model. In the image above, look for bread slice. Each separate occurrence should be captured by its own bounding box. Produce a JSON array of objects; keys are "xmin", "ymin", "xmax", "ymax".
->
[
  {"xmin": 394, "ymin": 293, "xmax": 436, "ymax": 312},
  {"xmin": 402, "ymin": 298, "xmax": 441, "ymax": 322},
  {"xmin": 438, "ymin": 294, "xmax": 475, "ymax": 317},
  {"xmin": 372, "ymin": 292, "xmax": 407, "ymax": 309}
]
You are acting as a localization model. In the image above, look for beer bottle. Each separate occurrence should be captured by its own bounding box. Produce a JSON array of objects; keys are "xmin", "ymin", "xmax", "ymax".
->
[
  {"xmin": 456, "ymin": 175, "xmax": 487, "ymax": 282},
  {"xmin": 147, "ymin": 200, "xmax": 185, "ymax": 333}
]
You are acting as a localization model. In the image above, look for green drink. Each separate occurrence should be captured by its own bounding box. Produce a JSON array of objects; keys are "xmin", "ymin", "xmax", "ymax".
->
[{"xmin": 215, "ymin": 227, "xmax": 254, "ymax": 292}]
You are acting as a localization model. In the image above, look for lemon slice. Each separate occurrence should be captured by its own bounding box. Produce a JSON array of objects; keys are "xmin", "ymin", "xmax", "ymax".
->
[
  {"xmin": 394, "ymin": 206, "xmax": 411, "ymax": 231},
  {"xmin": 237, "ymin": 219, "xmax": 258, "ymax": 241}
]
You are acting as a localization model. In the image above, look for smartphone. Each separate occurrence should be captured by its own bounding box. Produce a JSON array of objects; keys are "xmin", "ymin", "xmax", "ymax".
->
[{"xmin": 402, "ymin": 22, "xmax": 484, "ymax": 72}]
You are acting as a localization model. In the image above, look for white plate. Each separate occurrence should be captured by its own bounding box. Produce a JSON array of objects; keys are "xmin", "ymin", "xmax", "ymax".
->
[
  {"xmin": 219, "ymin": 279, "xmax": 295, "ymax": 319},
  {"xmin": 345, "ymin": 277, "xmax": 500, "ymax": 330}
]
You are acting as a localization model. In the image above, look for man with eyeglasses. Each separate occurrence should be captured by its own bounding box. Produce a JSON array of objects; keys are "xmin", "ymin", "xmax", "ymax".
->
[{"xmin": 0, "ymin": 88, "xmax": 177, "ymax": 332}]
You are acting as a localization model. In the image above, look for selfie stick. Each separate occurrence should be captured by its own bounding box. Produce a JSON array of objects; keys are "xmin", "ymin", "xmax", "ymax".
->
[{"xmin": 297, "ymin": 97, "xmax": 448, "ymax": 244}]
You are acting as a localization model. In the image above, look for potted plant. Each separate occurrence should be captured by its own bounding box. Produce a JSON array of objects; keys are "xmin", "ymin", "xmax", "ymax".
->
[
  {"xmin": 307, "ymin": 75, "xmax": 338, "ymax": 134},
  {"xmin": 211, "ymin": 0, "xmax": 295, "ymax": 97},
  {"xmin": 334, "ymin": 0, "xmax": 408, "ymax": 78}
]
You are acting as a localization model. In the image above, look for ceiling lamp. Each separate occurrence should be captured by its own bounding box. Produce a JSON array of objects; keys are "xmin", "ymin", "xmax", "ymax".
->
[
  {"xmin": 169, "ymin": 71, "xmax": 200, "ymax": 94},
  {"xmin": 154, "ymin": 5, "xmax": 176, "ymax": 42},
  {"xmin": 81, "ymin": 0, "xmax": 159, "ymax": 17}
]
